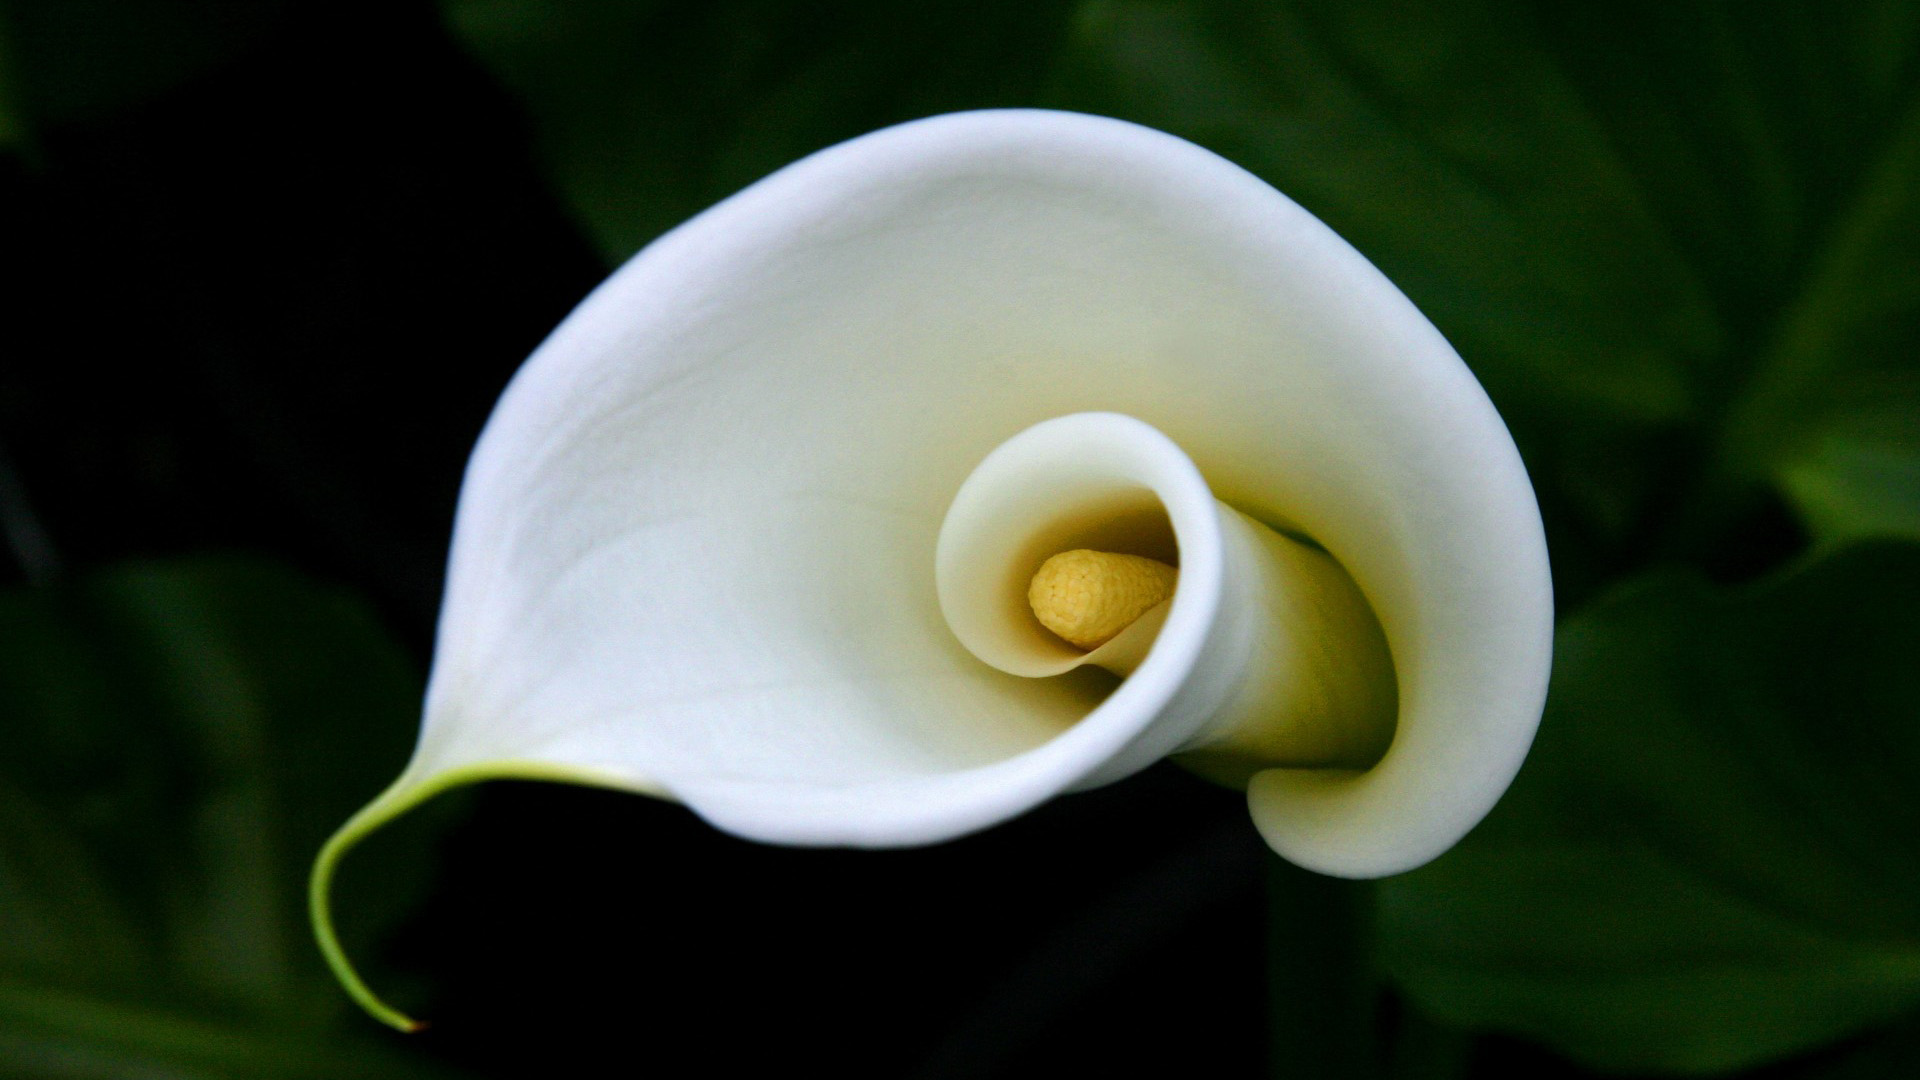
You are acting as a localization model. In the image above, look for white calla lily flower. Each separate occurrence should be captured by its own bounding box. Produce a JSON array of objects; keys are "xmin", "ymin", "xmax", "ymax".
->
[{"xmin": 312, "ymin": 109, "xmax": 1552, "ymax": 1030}]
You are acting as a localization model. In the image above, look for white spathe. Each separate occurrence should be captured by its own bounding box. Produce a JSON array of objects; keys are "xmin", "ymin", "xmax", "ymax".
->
[{"xmin": 313, "ymin": 109, "xmax": 1552, "ymax": 1030}]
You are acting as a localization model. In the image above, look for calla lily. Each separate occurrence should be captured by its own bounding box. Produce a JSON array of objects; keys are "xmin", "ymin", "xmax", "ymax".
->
[{"xmin": 311, "ymin": 109, "xmax": 1553, "ymax": 1030}]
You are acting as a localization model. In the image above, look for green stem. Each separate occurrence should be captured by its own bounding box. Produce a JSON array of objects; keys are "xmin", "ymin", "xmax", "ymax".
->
[
  {"xmin": 308, "ymin": 758, "xmax": 639, "ymax": 1032},
  {"xmin": 308, "ymin": 777, "xmax": 443, "ymax": 1033},
  {"xmin": 1266, "ymin": 857, "xmax": 1378, "ymax": 1080}
]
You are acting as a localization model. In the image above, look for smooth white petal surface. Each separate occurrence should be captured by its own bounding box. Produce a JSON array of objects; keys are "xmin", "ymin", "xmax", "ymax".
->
[{"xmin": 316, "ymin": 108, "xmax": 1552, "ymax": 1028}]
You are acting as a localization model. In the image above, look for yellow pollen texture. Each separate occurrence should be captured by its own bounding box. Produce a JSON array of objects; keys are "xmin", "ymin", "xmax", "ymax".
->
[{"xmin": 1028, "ymin": 549, "xmax": 1178, "ymax": 651}]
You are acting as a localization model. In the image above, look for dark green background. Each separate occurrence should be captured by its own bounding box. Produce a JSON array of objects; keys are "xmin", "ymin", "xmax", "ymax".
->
[{"xmin": 3, "ymin": 1, "xmax": 1917, "ymax": 1076}]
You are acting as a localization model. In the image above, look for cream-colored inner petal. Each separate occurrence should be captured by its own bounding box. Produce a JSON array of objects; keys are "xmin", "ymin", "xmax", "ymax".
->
[{"xmin": 938, "ymin": 412, "xmax": 1398, "ymax": 793}]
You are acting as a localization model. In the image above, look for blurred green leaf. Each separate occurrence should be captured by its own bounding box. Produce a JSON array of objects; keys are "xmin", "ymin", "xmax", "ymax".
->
[
  {"xmin": 439, "ymin": 0, "xmax": 1077, "ymax": 260},
  {"xmin": 2, "ymin": 0, "xmax": 292, "ymax": 127},
  {"xmin": 1785, "ymin": 1010, "xmax": 1920, "ymax": 1080},
  {"xmin": 1778, "ymin": 385, "xmax": 1920, "ymax": 546},
  {"xmin": 0, "ymin": 9, "xmax": 24, "ymax": 150},
  {"xmin": 1378, "ymin": 541, "xmax": 1920, "ymax": 1074},
  {"xmin": 0, "ymin": 559, "xmax": 464, "ymax": 1079}
]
